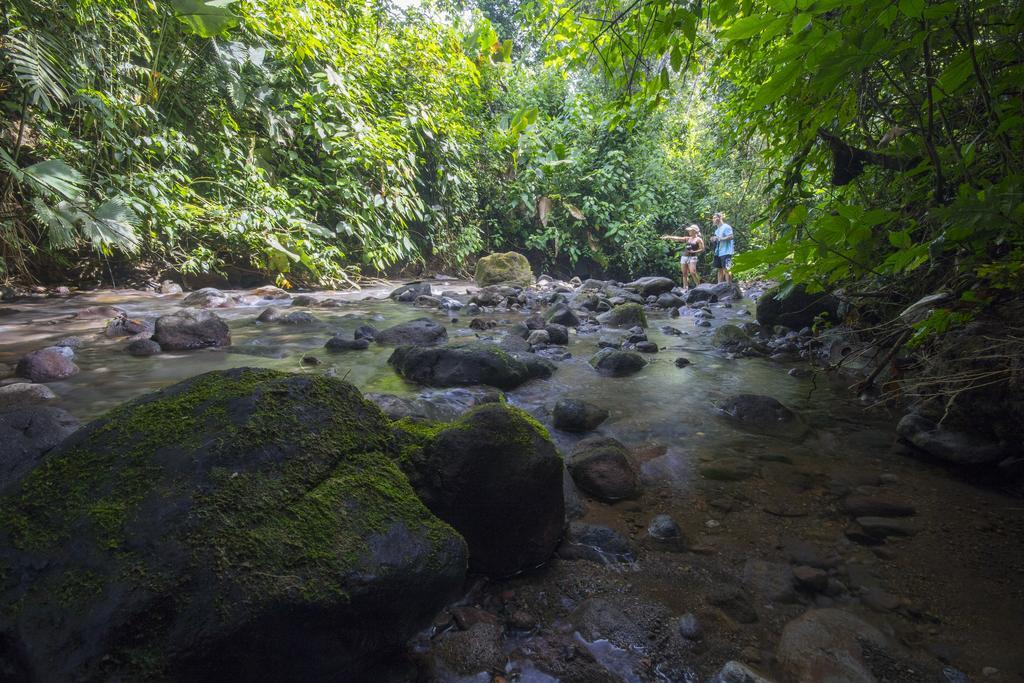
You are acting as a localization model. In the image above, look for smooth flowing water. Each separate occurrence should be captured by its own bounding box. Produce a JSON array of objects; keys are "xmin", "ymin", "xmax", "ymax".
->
[{"xmin": 2, "ymin": 282, "xmax": 1022, "ymax": 681}]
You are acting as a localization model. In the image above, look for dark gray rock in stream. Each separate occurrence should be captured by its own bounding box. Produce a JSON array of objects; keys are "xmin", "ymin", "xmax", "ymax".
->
[
  {"xmin": 557, "ymin": 523, "xmax": 634, "ymax": 564},
  {"xmin": 389, "ymin": 281, "xmax": 432, "ymax": 301},
  {"xmin": 656, "ymin": 292, "xmax": 686, "ymax": 308},
  {"xmin": 354, "ymin": 325, "xmax": 379, "ymax": 341},
  {"xmin": 647, "ymin": 514, "xmax": 682, "ymax": 540},
  {"xmin": 388, "ymin": 342, "xmax": 554, "ymax": 389},
  {"xmin": 394, "ymin": 403, "xmax": 563, "ymax": 576},
  {"xmin": 0, "ymin": 382, "xmax": 56, "ymax": 410},
  {"xmin": 552, "ymin": 398, "xmax": 609, "ymax": 433},
  {"xmin": 596, "ymin": 303, "xmax": 647, "ymax": 328},
  {"xmin": 717, "ymin": 394, "xmax": 808, "ymax": 440},
  {"xmin": 324, "ymin": 336, "xmax": 370, "ymax": 351},
  {"xmin": 683, "ymin": 287, "xmax": 718, "ymax": 305},
  {"xmin": 567, "ymin": 436, "xmax": 640, "ymax": 502},
  {"xmin": 126, "ymin": 338, "xmax": 161, "ymax": 357},
  {"xmin": 544, "ymin": 323, "xmax": 569, "ymax": 345},
  {"xmin": 257, "ymin": 306, "xmax": 316, "ymax": 325},
  {"xmin": 756, "ymin": 283, "xmax": 839, "ymax": 329},
  {"xmin": 0, "ymin": 368, "xmax": 467, "ymax": 681},
  {"xmin": 589, "ymin": 348, "xmax": 647, "ymax": 376},
  {"xmin": 0, "ymin": 406, "xmax": 79, "ymax": 493},
  {"xmin": 624, "ymin": 276, "xmax": 675, "ymax": 297},
  {"xmin": 544, "ymin": 303, "xmax": 580, "ymax": 328},
  {"xmin": 152, "ymin": 308, "xmax": 231, "ymax": 350},
  {"xmin": 896, "ymin": 413, "xmax": 1007, "ymax": 465},
  {"xmin": 374, "ymin": 317, "xmax": 448, "ymax": 345},
  {"xmin": 15, "ymin": 347, "xmax": 79, "ymax": 382}
]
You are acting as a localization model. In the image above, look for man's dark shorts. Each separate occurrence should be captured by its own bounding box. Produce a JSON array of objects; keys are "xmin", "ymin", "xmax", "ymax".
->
[{"xmin": 713, "ymin": 255, "xmax": 733, "ymax": 269}]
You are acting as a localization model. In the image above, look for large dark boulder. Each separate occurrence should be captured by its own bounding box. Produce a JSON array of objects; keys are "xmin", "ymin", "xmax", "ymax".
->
[
  {"xmin": 624, "ymin": 276, "xmax": 675, "ymax": 297},
  {"xmin": 393, "ymin": 403, "xmax": 564, "ymax": 576},
  {"xmin": 474, "ymin": 252, "xmax": 534, "ymax": 287},
  {"xmin": 896, "ymin": 413, "xmax": 1007, "ymax": 465},
  {"xmin": 567, "ymin": 436, "xmax": 640, "ymax": 502},
  {"xmin": 756, "ymin": 283, "xmax": 839, "ymax": 329},
  {"xmin": 388, "ymin": 342, "xmax": 554, "ymax": 389},
  {"xmin": 717, "ymin": 394, "xmax": 808, "ymax": 440},
  {"xmin": 589, "ymin": 348, "xmax": 647, "ymax": 376},
  {"xmin": 374, "ymin": 317, "xmax": 448, "ymax": 345},
  {"xmin": 0, "ymin": 368, "xmax": 467, "ymax": 681},
  {"xmin": 15, "ymin": 347, "xmax": 79, "ymax": 382},
  {"xmin": 596, "ymin": 303, "xmax": 647, "ymax": 328},
  {"xmin": 152, "ymin": 309, "xmax": 231, "ymax": 350},
  {"xmin": 0, "ymin": 406, "xmax": 79, "ymax": 493}
]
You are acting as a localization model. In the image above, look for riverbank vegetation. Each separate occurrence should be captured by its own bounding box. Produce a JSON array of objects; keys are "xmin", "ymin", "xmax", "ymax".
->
[{"xmin": 3, "ymin": 1, "xmax": 1022, "ymax": 410}]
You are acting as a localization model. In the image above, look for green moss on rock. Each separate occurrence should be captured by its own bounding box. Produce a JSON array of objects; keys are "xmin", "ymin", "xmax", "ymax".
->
[
  {"xmin": 474, "ymin": 251, "xmax": 534, "ymax": 287},
  {"xmin": 0, "ymin": 368, "xmax": 468, "ymax": 680}
]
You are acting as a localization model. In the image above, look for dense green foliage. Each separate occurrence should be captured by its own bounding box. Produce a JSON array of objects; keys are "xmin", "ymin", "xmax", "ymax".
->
[{"xmin": 2, "ymin": 0, "xmax": 1021, "ymax": 320}]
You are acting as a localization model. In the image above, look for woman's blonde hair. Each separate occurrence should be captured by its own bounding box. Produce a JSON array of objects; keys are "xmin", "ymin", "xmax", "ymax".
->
[{"xmin": 686, "ymin": 224, "xmax": 700, "ymax": 235}]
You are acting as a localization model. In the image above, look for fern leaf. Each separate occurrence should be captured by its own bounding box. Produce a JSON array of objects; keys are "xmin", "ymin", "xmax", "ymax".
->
[
  {"xmin": 31, "ymin": 198, "xmax": 78, "ymax": 249},
  {"xmin": 83, "ymin": 199, "xmax": 142, "ymax": 254}
]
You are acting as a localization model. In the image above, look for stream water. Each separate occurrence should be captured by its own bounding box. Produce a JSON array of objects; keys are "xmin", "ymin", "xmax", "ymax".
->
[{"xmin": 1, "ymin": 282, "xmax": 1022, "ymax": 681}]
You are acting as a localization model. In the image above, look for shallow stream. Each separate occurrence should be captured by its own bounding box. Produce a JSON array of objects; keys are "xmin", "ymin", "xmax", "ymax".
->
[{"xmin": 2, "ymin": 282, "xmax": 1022, "ymax": 681}]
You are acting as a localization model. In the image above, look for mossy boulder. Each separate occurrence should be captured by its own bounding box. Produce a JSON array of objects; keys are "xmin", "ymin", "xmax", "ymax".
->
[
  {"xmin": 474, "ymin": 252, "xmax": 534, "ymax": 288},
  {"xmin": 388, "ymin": 342, "xmax": 555, "ymax": 389},
  {"xmin": 393, "ymin": 403, "xmax": 564, "ymax": 576},
  {"xmin": 596, "ymin": 303, "xmax": 647, "ymax": 328},
  {"xmin": 0, "ymin": 368, "xmax": 467, "ymax": 681}
]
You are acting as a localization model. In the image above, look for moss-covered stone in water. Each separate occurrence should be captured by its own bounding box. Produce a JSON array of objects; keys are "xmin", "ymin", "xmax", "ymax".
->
[
  {"xmin": 474, "ymin": 251, "xmax": 534, "ymax": 287},
  {"xmin": 0, "ymin": 367, "xmax": 468, "ymax": 680}
]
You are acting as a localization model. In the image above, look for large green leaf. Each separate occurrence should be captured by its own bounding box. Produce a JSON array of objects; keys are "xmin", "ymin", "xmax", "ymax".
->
[
  {"xmin": 21, "ymin": 159, "xmax": 86, "ymax": 200},
  {"xmin": 169, "ymin": 0, "xmax": 239, "ymax": 38}
]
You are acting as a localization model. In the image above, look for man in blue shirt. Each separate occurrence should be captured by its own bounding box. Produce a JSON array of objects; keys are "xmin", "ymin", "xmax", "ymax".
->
[{"xmin": 710, "ymin": 212, "xmax": 734, "ymax": 284}]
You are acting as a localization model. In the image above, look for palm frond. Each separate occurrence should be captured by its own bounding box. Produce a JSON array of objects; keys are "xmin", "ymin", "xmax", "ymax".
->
[
  {"xmin": 31, "ymin": 198, "xmax": 78, "ymax": 249},
  {"xmin": 3, "ymin": 27, "xmax": 71, "ymax": 111},
  {"xmin": 82, "ymin": 199, "xmax": 141, "ymax": 254}
]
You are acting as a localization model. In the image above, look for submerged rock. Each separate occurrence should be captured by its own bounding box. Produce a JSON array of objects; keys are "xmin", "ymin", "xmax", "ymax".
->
[
  {"xmin": 552, "ymin": 398, "xmax": 609, "ymax": 433},
  {"xmin": 126, "ymin": 338, "xmax": 161, "ymax": 357},
  {"xmin": 388, "ymin": 342, "xmax": 554, "ymax": 389},
  {"xmin": 545, "ymin": 303, "xmax": 580, "ymax": 328},
  {"xmin": 389, "ymin": 281, "xmax": 432, "ymax": 301},
  {"xmin": 250, "ymin": 285, "xmax": 291, "ymax": 300},
  {"xmin": 152, "ymin": 308, "xmax": 231, "ymax": 350},
  {"xmin": 0, "ymin": 368, "xmax": 467, "ymax": 680},
  {"xmin": 394, "ymin": 403, "xmax": 563, "ymax": 576},
  {"xmin": 474, "ymin": 251, "xmax": 534, "ymax": 287},
  {"xmin": 374, "ymin": 317, "xmax": 448, "ymax": 345},
  {"xmin": 776, "ymin": 609, "xmax": 888, "ymax": 682},
  {"xmin": 568, "ymin": 436, "xmax": 640, "ymax": 502},
  {"xmin": 717, "ymin": 394, "xmax": 808, "ymax": 440},
  {"xmin": 557, "ymin": 523, "xmax": 635, "ymax": 564},
  {"xmin": 15, "ymin": 348, "xmax": 79, "ymax": 382},
  {"xmin": 896, "ymin": 413, "xmax": 1007, "ymax": 465}
]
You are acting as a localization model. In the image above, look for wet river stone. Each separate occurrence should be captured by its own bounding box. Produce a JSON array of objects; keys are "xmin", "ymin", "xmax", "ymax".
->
[
  {"xmin": 589, "ymin": 348, "xmax": 647, "ymax": 376},
  {"xmin": 181, "ymin": 286, "xmax": 233, "ymax": 308},
  {"xmin": 0, "ymin": 368, "xmax": 467, "ymax": 680},
  {"xmin": 388, "ymin": 342, "xmax": 554, "ymax": 389},
  {"xmin": 596, "ymin": 302, "xmax": 647, "ymax": 328},
  {"xmin": 152, "ymin": 308, "xmax": 231, "ymax": 350},
  {"xmin": 373, "ymin": 317, "xmax": 448, "ymax": 345},
  {"xmin": 568, "ymin": 436, "xmax": 640, "ymax": 502},
  {"xmin": 15, "ymin": 347, "xmax": 79, "ymax": 382},
  {"xmin": 776, "ymin": 608, "xmax": 889, "ymax": 682},
  {"xmin": 394, "ymin": 403, "xmax": 563, "ymax": 576},
  {"xmin": 625, "ymin": 276, "xmax": 675, "ymax": 297},
  {"xmin": 717, "ymin": 393, "xmax": 808, "ymax": 440},
  {"xmin": 552, "ymin": 398, "xmax": 609, "ymax": 432},
  {"xmin": 756, "ymin": 283, "xmax": 839, "ymax": 330}
]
